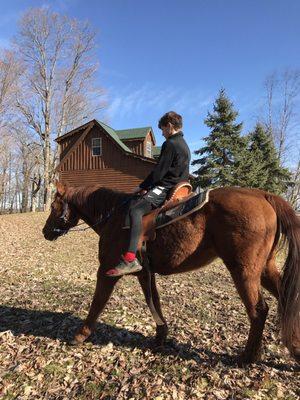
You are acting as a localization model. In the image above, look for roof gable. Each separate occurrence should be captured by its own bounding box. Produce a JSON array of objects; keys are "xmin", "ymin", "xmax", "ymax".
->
[
  {"xmin": 95, "ymin": 120, "xmax": 132, "ymax": 152},
  {"xmin": 55, "ymin": 121, "xmax": 91, "ymax": 143},
  {"xmin": 55, "ymin": 122, "xmax": 94, "ymax": 171},
  {"xmin": 55, "ymin": 119, "xmax": 132, "ymax": 152},
  {"xmin": 56, "ymin": 120, "xmax": 157, "ymax": 148}
]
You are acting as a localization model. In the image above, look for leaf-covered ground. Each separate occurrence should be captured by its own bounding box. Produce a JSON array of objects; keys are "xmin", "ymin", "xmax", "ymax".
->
[{"xmin": 0, "ymin": 212, "xmax": 299, "ymax": 399}]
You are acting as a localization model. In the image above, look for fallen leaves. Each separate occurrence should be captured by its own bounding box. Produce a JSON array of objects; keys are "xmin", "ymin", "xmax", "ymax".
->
[{"xmin": 0, "ymin": 212, "xmax": 299, "ymax": 399}]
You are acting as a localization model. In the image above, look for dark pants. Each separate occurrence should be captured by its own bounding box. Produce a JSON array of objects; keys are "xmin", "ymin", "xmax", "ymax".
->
[{"xmin": 127, "ymin": 186, "xmax": 169, "ymax": 254}]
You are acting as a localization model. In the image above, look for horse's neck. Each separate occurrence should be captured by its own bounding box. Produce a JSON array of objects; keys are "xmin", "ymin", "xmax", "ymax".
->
[{"xmin": 66, "ymin": 186, "xmax": 128, "ymax": 227}]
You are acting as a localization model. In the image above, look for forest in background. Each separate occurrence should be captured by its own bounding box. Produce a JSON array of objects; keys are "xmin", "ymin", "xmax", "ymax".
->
[{"xmin": 0, "ymin": 8, "xmax": 299, "ymax": 213}]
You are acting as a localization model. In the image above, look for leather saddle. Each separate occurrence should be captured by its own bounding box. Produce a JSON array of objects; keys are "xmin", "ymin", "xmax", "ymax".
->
[{"xmin": 137, "ymin": 181, "xmax": 194, "ymax": 249}]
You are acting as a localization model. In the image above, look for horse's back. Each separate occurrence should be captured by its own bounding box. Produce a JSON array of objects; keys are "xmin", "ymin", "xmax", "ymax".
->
[{"xmin": 207, "ymin": 186, "xmax": 277, "ymax": 234}]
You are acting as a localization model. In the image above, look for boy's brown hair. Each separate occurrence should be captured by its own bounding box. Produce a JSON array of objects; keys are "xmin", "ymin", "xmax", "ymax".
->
[{"xmin": 158, "ymin": 111, "xmax": 182, "ymax": 130}]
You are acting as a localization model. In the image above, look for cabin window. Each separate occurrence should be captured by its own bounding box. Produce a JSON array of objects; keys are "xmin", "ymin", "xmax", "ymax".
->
[
  {"xmin": 92, "ymin": 138, "xmax": 102, "ymax": 156},
  {"xmin": 146, "ymin": 141, "xmax": 152, "ymax": 157}
]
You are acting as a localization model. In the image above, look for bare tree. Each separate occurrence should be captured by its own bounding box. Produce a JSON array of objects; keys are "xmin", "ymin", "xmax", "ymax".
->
[
  {"xmin": 264, "ymin": 72, "xmax": 277, "ymax": 137},
  {"xmin": 287, "ymin": 156, "xmax": 300, "ymax": 209},
  {"xmin": 0, "ymin": 50, "xmax": 22, "ymax": 130},
  {"xmin": 11, "ymin": 123, "xmax": 42, "ymax": 212},
  {"xmin": 31, "ymin": 173, "xmax": 42, "ymax": 212},
  {"xmin": 263, "ymin": 69, "xmax": 300, "ymax": 163},
  {"xmin": 0, "ymin": 132, "xmax": 12, "ymax": 211},
  {"xmin": 0, "ymin": 130, "xmax": 21, "ymax": 213},
  {"xmin": 13, "ymin": 8, "xmax": 105, "ymax": 211}
]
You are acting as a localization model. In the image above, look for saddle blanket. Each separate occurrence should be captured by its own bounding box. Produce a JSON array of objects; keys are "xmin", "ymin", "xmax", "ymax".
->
[{"xmin": 155, "ymin": 189, "xmax": 211, "ymax": 229}]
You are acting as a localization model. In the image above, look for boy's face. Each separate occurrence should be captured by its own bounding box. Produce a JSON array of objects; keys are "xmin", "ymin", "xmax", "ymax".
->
[{"xmin": 161, "ymin": 123, "xmax": 176, "ymax": 139}]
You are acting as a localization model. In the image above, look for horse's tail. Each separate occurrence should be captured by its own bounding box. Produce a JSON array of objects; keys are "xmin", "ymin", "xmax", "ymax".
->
[{"xmin": 266, "ymin": 193, "xmax": 300, "ymax": 361}]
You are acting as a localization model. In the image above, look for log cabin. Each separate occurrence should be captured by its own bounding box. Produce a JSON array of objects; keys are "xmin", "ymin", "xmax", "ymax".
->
[{"xmin": 55, "ymin": 119, "xmax": 162, "ymax": 192}]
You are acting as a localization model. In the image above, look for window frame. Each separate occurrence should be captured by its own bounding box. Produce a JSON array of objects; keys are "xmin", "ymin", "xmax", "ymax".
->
[{"xmin": 92, "ymin": 137, "xmax": 102, "ymax": 156}]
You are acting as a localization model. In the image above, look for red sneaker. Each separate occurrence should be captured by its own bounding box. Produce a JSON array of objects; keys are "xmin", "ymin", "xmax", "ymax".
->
[{"xmin": 106, "ymin": 256, "xmax": 142, "ymax": 277}]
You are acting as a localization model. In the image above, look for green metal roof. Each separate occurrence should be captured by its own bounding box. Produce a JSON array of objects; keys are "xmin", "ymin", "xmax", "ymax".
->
[
  {"xmin": 116, "ymin": 127, "xmax": 153, "ymax": 140},
  {"xmin": 96, "ymin": 120, "xmax": 132, "ymax": 153}
]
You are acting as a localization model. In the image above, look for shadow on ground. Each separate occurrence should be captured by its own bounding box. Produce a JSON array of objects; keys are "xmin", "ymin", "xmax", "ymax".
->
[{"xmin": 0, "ymin": 305, "xmax": 298, "ymax": 372}]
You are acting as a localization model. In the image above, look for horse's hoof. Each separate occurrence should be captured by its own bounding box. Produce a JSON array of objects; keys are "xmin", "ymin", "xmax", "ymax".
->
[
  {"xmin": 236, "ymin": 352, "xmax": 262, "ymax": 366},
  {"xmin": 154, "ymin": 337, "xmax": 166, "ymax": 348},
  {"xmin": 69, "ymin": 325, "xmax": 92, "ymax": 346},
  {"xmin": 69, "ymin": 329, "xmax": 91, "ymax": 346},
  {"xmin": 155, "ymin": 324, "xmax": 168, "ymax": 346},
  {"xmin": 69, "ymin": 339, "xmax": 81, "ymax": 346},
  {"xmin": 69, "ymin": 335, "xmax": 86, "ymax": 346},
  {"xmin": 152, "ymin": 344, "xmax": 165, "ymax": 353}
]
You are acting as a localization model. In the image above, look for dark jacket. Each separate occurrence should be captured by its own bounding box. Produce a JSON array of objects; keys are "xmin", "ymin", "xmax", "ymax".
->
[{"xmin": 139, "ymin": 131, "xmax": 191, "ymax": 190}]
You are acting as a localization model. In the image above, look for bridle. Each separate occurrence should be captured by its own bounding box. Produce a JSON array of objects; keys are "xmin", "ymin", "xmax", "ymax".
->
[
  {"xmin": 60, "ymin": 201, "xmax": 69, "ymax": 223},
  {"xmin": 53, "ymin": 195, "xmax": 134, "ymax": 235}
]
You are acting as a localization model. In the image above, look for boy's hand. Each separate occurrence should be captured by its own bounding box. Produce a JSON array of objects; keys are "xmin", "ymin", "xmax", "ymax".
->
[{"xmin": 132, "ymin": 187, "xmax": 147, "ymax": 195}]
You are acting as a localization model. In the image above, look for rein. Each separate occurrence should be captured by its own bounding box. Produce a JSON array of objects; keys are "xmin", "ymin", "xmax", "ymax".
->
[{"xmin": 53, "ymin": 196, "xmax": 134, "ymax": 235}]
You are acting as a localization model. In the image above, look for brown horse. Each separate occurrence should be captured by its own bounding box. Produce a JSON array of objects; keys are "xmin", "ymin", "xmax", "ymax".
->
[{"xmin": 42, "ymin": 182, "xmax": 300, "ymax": 364}]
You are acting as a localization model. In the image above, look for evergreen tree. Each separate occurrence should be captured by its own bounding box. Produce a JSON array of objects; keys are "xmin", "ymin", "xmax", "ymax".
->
[
  {"xmin": 192, "ymin": 89, "xmax": 245, "ymax": 189},
  {"xmin": 244, "ymin": 123, "xmax": 291, "ymax": 194},
  {"xmin": 232, "ymin": 127, "xmax": 265, "ymax": 189}
]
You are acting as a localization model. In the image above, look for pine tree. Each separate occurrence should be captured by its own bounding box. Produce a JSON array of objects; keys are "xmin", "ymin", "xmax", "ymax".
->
[
  {"xmin": 245, "ymin": 123, "xmax": 291, "ymax": 194},
  {"xmin": 192, "ymin": 89, "xmax": 245, "ymax": 189},
  {"xmin": 232, "ymin": 127, "xmax": 266, "ymax": 189}
]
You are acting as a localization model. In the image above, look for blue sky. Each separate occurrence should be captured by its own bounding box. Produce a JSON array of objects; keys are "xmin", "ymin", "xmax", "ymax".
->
[{"xmin": 1, "ymin": 0, "xmax": 300, "ymax": 163}]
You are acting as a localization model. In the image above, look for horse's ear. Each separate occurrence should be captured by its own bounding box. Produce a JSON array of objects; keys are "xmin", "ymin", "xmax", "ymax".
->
[{"xmin": 55, "ymin": 180, "xmax": 66, "ymax": 196}]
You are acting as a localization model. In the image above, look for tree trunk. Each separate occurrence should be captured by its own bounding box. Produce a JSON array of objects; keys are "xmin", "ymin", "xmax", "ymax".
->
[
  {"xmin": 43, "ymin": 134, "xmax": 52, "ymax": 211},
  {"xmin": 31, "ymin": 174, "xmax": 41, "ymax": 212},
  {"xmin": 21, "ymin": 158, "xmax": 30, "ymax": 212}
]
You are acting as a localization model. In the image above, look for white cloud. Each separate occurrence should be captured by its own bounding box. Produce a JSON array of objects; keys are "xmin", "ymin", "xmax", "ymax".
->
[
  {"xmin": 101, "ymin": 67, "xmax": 127, "ymax": 80},
  {"xmin": 106, "ymin": 84, "xmax": 212, "ymax": 120}
]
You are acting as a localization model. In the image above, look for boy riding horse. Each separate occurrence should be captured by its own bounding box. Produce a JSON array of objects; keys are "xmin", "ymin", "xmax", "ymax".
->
[{"xmin": 106, "ymin": 111, "xmax": 191, "ymax": 277}]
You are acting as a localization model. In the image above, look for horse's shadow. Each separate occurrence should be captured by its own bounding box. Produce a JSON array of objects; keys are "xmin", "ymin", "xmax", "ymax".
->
[{"xmin": 0, "ymin": 306, "xmax": 298, "ymax": 372}]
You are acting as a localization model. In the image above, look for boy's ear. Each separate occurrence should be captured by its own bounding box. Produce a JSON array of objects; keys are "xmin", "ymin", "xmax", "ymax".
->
[{"xmin": 55, "ymin": 180, "xmax": 66, "ymax": 196}]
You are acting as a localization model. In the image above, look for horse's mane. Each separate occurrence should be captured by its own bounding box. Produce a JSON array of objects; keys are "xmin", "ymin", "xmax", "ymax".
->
[{"xmin": 65, "ymin": 185, "xmax": 131, "ymax": 221}]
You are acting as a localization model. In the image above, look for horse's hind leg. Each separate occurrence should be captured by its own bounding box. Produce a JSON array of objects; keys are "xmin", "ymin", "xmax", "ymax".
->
[
  {"xmin": 228, "ymin": 265, "xmax": 269, "ymax": 364},
  {"xmin": 261, "ymin": 252, "xmax": 280, "ymax": 300},
  {"xmin": 71, "ymin": 270, "xmax": 120, "ymax": 345},
  {"xmin": 138, "ymin": 270, "xmax": 168, "ymax": 346}
]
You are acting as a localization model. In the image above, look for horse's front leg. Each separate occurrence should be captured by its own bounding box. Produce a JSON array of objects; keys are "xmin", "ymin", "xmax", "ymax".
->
[
  {"xmin": 71, "ymin": 269, "xmax": 120, "ymax": 345},
  {"xmin": 137, "ymin": 270, "xmax": 168, "ymax": 346}
]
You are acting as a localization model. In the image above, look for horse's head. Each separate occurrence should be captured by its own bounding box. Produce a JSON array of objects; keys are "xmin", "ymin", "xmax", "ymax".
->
[{"xmin": 42, "ymin": 181, "xmax": 80, "ymax": 241}]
